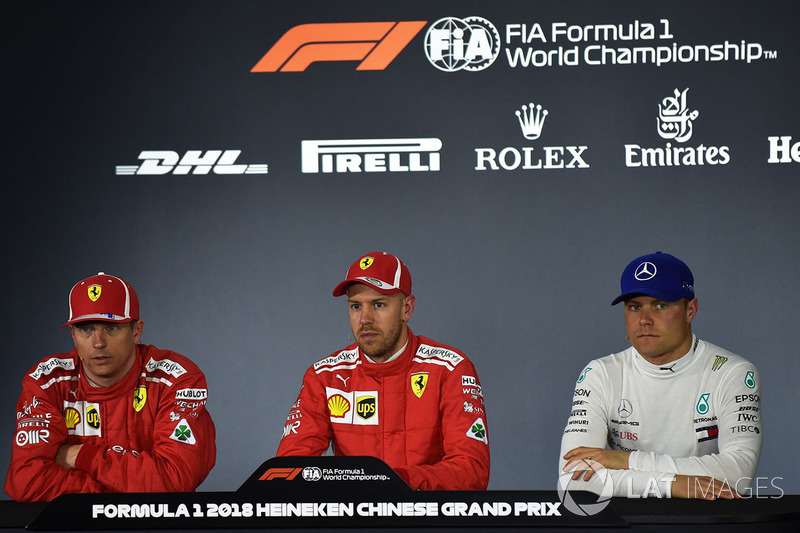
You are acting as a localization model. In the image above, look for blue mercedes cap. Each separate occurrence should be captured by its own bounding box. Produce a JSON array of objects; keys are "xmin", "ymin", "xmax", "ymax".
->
[{"xmin": 611, "ymin": 251, "xmax": 695, "ymax": 305}]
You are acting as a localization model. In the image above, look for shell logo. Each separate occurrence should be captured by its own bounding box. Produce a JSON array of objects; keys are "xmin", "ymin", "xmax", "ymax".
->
[
  {"xmin": 327, "ymin": 394, "xmax": 351, "ymax": 417},
  {"xmin": 64, "ymin": 407, "xmax": 81, "ymax": 429}
]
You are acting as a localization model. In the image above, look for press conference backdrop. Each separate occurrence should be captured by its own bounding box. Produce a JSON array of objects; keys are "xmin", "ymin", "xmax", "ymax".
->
[{"xmin": 3, "ymin": 1, "xmax": 798, "ymax": 496}]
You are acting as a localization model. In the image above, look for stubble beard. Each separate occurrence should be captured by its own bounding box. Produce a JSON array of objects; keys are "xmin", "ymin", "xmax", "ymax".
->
[{"xmin": 357, "ymin": 323, "xmax": 404, "ymax": 361}]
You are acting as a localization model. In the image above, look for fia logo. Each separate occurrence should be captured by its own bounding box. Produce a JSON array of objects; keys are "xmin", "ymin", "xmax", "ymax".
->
[{"xmin": 424, "ymin": 17, "xmax": 500, "ymax": 72}]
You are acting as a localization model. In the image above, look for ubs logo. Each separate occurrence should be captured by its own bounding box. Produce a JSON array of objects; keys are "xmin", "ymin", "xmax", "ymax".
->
[{"xmin": 356, "ymin": 397, "xmax": 376, "ymax": 420}]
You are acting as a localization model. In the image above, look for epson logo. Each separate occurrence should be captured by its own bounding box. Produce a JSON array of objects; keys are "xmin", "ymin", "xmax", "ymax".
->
[
  {"xmin": 116, "ymin": 150, "xmax": 269, "ymax": 176},
  {"xmin": 301, "ymin": 138, "xmax": 442, "ymax": 173}
]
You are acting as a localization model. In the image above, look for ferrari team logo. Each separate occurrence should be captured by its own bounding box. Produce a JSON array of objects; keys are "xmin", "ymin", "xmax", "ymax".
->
[
  {"xmin": 87, "ymin": 284, "xmax": 102, "ymax": 302},
  {"xmin": 133, "ymin": 386, "xmax": 147, "ymax": 412},
  {"xmin": 359, "ymin": 256, "xmax": 374, "ymax": 270},
  {"xmin": 411, "ymin": 372, "xmax": 428, "ymax": 398}
]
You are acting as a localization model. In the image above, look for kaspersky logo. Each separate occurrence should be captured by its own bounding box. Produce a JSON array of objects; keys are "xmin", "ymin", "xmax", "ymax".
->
[{"xmin": 252, "ymin": 22, "xmax": 426, "ymax": 72}]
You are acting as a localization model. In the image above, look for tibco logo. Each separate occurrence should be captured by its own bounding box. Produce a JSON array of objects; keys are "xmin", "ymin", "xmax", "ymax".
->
[{"xmin": 116, "ymin": 150, "xmax": 269, "ymax": 176}]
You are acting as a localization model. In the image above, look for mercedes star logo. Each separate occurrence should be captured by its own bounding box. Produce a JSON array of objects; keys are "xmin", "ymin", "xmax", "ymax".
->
[
  {"xmin": 618, "ymin": 399, "xmax": 633, "ymax": 418},
  {"xmin": 634, "ymin": 262, "xmax": 657, "ymax": 281}
]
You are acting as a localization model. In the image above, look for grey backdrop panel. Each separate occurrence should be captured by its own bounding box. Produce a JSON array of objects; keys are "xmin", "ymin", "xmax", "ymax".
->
[{"xmin": 3, "ymin": 0, "xmax": 798, "ymax": 495}]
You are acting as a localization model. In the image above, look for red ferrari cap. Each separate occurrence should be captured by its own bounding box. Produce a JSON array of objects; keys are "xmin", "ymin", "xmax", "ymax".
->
[
  {"xmin": 332, "ymin": 252, "xmax": 412, "ymax": 297},
  {"xmin": 62, "ymin": 272, "xmax": 139, "ymax": 326}
]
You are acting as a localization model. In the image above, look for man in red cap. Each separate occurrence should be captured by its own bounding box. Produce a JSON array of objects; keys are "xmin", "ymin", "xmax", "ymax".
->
[
  {"xmin": 277, "ymin": 252, "xmax": 490, "ymax": 490},
  {"xmin": 5, "ymin": 273, "xmax": 216, "ymax": 501}
]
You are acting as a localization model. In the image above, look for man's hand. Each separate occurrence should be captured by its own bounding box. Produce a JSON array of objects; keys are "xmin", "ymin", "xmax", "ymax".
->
[
  {"xmin": 563, "ymin": 446, "xmax": 630, "ymax": 480},
  {"xmin": 55, "ymin": 444, "xmax": 83, "ymax": 469},
  {"xmin": 671, "ymin": 475, "xmax": 740, "ymax": 500}
]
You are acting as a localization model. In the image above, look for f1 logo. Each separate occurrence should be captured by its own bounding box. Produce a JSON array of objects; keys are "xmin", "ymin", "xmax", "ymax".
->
[
  {"xmin": 252, "ymin": 21, "xmax": 427, "ymax": 72},
  {"xmin": 258, "ymin": 467, "xmax": 304, "ymax": 481}
]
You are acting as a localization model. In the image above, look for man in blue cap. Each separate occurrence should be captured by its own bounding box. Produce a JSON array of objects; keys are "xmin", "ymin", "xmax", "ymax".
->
[{"xmin": 559, "ymin": 252, "xmax": 762, "ymax": 499}]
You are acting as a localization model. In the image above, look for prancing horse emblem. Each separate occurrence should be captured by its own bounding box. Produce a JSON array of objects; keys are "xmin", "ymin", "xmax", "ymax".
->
[{"xmin": 411, "ymin": 372, "xmax": 428, "ymax": 399}]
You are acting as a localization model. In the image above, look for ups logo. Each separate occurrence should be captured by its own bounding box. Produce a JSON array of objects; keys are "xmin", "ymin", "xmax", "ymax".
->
[
  {"xmin": 86, "ymin": 406, "xmax": 101, "ymax": 430},
  {"xmin": 356, "ymin": 397, "xmax": 376, "ymax": 420}
]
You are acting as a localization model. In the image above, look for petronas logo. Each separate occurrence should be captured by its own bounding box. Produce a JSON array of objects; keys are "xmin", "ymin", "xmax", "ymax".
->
[{"xmin": 696, "ymin": 393, "xmax": 710, "ymax": 415}]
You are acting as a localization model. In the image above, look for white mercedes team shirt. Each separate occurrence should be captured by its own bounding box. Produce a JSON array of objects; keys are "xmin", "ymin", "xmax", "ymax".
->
[{"xmin": 559, "ymin": 336, "xmax": 762, "ymax": 497}]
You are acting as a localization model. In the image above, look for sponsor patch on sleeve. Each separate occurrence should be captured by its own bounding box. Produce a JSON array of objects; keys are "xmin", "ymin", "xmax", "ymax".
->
[
  {"xmin": 29, "ymin": 358, "xmax": 75, "ymax": 380},
  {"xmin": 467, "ymin": 417, "xmax": 488, "ymax": 445},
  {"xmin": 175, "ymin": 388, "xmax": 208, "ymax": 400},
  {"xmin": 170, "ymin": 418, "xmax": 196, "ymax": 445},
  {"xmin": 314, "ymin": 348, "xmax": 360, "ymax": 372},
  {"xmin": 145, "ymin": 357, "xmax": 187, "ymax": 378},
  {"xmin": 414, "ymin": 344, "xmax": 464, "ymax": 370}
]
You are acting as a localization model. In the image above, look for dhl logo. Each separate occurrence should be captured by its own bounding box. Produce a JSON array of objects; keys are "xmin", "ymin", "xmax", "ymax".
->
[
  {"xmin": 252, "ymin": 21, "xmax": 426, "ymax": 72},
  {"xmin": 258, "ymin": 467, "xmax": 303, "ymax": 481}
]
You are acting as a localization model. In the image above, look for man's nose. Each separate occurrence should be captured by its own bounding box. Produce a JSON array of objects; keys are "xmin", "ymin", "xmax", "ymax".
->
[
  {"xmin": 91, "ymin": 330, "xmax": 107, "ymax": 348},
  {"xmin": 359, "ymin": 307, "xmax": 373, "ymax": 324}
]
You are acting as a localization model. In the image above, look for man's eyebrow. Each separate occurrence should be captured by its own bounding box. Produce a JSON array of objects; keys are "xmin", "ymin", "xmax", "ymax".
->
[{"xmin": 348, "ymin": 297, "xmax": 388, "ymax": 304}]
